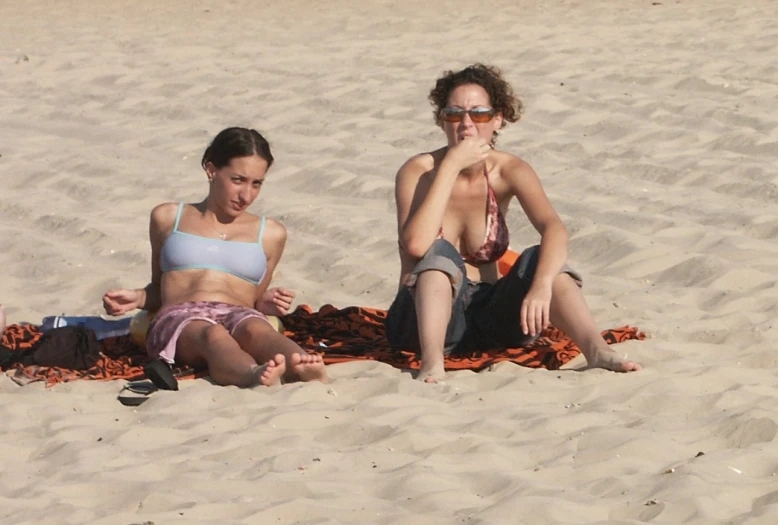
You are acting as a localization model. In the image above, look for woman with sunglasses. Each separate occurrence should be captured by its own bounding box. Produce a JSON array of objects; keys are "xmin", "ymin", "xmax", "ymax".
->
[
  {"xmin": 385, "ymin": 64, "xmax": 641, "ymax": 382},
  {"xmin": 103, "ymin": 127, "xmax": 327, "ymax": 387}
]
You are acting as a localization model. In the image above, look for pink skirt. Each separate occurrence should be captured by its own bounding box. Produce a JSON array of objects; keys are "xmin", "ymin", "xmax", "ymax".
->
[{"xmin": 146, "ymin": 301, "xmax": 269, "ymax": 364}]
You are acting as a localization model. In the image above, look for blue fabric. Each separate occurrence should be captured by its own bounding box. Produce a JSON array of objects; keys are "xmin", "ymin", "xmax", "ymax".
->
[{"xmin": 160, "ymin": 203, "xmax": 267, "ymax": 285}]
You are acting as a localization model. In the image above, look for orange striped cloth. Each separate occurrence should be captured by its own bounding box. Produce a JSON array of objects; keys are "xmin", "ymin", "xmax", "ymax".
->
[
  {"xmin": 1, "ymin": 323, "xmax": 152, "ymax": 386},
  {"xmin": 1, "ymin": 306, "xmax": 645, "ymax": 386},
  {"xmin": 281, "ymin": 304, "xmax": 644, "ymax": 371}
]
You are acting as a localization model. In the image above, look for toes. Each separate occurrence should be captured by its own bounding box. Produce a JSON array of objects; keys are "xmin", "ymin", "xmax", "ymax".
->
[
  {"xmin": 417, "ymin": 369, "xmax": 445, "ymax": 383},
  {"xmin": 590, "ymin": 349, "xmax": 641, "ymax": 373},
  {"xmin": 613, "ymin": 354, "xmax": 640, "ymax": 372},
  {"xmin": 625, "ymin": 361, "xmax": 642, "ymax": 372},
  {"xmin": 255, "ymin": 362, "xmax": 284, "ymax": 387},
  {"xmin": 290, "ymin": 352, "xmax": 320, "ymax": 367}
]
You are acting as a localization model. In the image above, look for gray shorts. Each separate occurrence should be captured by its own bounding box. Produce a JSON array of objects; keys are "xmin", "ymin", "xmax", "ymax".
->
[{"xmin": 385, "ymin": 239, "xmax": 583, "ymax": 355}]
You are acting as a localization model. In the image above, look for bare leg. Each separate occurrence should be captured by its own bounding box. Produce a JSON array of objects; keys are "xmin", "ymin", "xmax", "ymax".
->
[
  {"xmin": 549, "ymin": 274, "xmax": 641, "ymax": 372},
  {"xmin": 414, "ymin": 270, "xmax": 452, "ymax": 382},
  {"xmin": 175, "ymin": 321, "xmax": 286, "ymax": 387},
  {"xmin": 232, "ymin": 318, "xmax": 327, "ymax": 383}
]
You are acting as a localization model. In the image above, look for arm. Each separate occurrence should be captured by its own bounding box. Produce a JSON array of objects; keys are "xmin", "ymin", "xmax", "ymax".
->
[
  {"xmin": 509, "ymin": 159, "xmax": 569, "ymax": 285},
  {"xmin": 398, "ymin": 138, "xmax": 492, "ymax": 259},
  {"xmin": 505, "ymin": 158, "xmax": 569, "ymax": 335},
  {"xmin": 103, "ymin": 203, "xmax": 174, "ymax": 315},
  {"xmin": 396, "ymin": 155, "xmax": 457, "ymax": 259},
  {"xmin": 253, "ymin": 219, "xmax": 294, "ymax": 316}
]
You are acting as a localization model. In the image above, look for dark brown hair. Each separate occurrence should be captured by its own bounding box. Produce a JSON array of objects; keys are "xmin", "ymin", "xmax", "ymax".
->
[
  {"xmin": 428, "ymin": 64, "xmax": 523, "ymax": 141},
  {"xmin": 201, "ymin": 127, "xmax": 274, "ymax": 170}
]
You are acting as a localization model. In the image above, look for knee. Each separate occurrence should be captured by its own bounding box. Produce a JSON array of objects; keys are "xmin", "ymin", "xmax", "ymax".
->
[
  {"xmin": 411, "ymin": 244, "xmax": 465, "ymax": 294},
  {"xmin": 415, "ymin": 269, "xmax": 456, "ymax": 295},
  {"xmin": 238, "ymin": 319, "xmax": 275, "ymax": 340},
  {"xmin": 552, "ymin": 271, "xmax": 581, "ymax": 291},
  {"xmin": 231, "ymin": 318, "xmax": 279, "ymax": 350},
  {"xmin": 421, "ymin": 239, "xmax": 463, "ymax": 266},
  {"xmin": 201, "ymin": 323, "xmax": 230, "ymax": 345}
]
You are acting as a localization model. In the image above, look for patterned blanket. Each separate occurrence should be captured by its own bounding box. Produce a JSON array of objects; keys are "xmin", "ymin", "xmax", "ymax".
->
[{"xmin": 1, "ymin": 304, "xmax": 645, "ymax": 386}]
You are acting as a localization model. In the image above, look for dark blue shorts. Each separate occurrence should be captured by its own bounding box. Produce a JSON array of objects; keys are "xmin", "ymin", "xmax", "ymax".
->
[{"xmin": 384, "ymin": 239, "xmax": 582, "ymax": 355}]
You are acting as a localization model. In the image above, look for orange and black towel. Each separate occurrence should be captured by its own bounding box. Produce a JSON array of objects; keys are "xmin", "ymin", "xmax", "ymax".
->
[
  {"xmin": 281, "ymin": 304, "xmax": 644, "ymax": 371},
  {"xmin": 1, "ymin": 305, "xmax": 645, "ymax": 386},
  {"xmin": 1, "ymin": 323, "xmax": 155, "ymax": 386}
]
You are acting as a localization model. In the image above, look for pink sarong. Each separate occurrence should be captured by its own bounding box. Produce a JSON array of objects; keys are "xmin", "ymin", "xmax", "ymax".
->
[{"xmin": 146, "ymin": 301, "xmax": 268, "ymax": 364}]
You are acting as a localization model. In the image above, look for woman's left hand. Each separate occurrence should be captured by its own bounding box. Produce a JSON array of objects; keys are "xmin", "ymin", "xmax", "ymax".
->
[
  {"xmin": 259, "ymin": 287, "xmax": 296, "ymax": 316},
  {"xmin": 520, "ymin": 283, "xmax": 553, "ymax": 337}
]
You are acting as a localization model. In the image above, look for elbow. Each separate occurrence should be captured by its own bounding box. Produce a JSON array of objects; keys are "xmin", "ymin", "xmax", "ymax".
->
[
  {"xmin": 556, "ymin": 222, "xmax": 569, "ymax": 243},
  {"xmin": 399, "ymin": 235, "xmax": 432, "ymax": 260},
  {"xmin": 561, "ymin": 222, "xmax": 570, "ymax": 242},
  {"xmin": 541, "ymin": 220, "xmax": 568, "ymax": 241},
  {"xmin": 405, "ymin": 244, "xmax": 429, "ymax": 260}
]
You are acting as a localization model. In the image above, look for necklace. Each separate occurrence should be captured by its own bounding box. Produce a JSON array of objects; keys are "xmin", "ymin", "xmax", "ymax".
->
[
  {"xmin": 205, "ymin": 215, "xmax": 228, "ymax": 240},
  {"xmin": 213, "ymin": 225, "xmax": 228, "ymax": 240}
]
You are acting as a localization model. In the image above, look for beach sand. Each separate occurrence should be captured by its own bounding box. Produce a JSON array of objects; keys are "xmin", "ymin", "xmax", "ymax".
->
[{"xmin": 1, "ymin": 0, "xmax": 778, "ymax": 523}]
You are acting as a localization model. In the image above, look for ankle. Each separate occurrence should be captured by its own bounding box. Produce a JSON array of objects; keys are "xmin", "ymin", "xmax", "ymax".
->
[{"xmin": 236, "ymin": 365, "xmax": 264, "ymax": 388}]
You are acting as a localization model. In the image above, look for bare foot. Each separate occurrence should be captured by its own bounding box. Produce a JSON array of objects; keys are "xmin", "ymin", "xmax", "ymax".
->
[
  {"xmin": 416, "ymin": 361, "xmax": 446, "ymax": 383},
  {"xmin": 251, "ymin": 354, "xmax": 287, "ymax": 387},
  {"xmin": 289, "ymin": 352, "xmax": 328, "ymax": 383},
  {"xmin": 585, "ymin": 347, "xmax": 641, "ymax": 372}
]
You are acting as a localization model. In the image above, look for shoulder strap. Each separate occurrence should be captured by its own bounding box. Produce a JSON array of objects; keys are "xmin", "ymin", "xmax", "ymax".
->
[
  {"xmin": 172, "ymin": 203, "xmax": 184, "ymax": 232},
  {"xmin": 257, "ymin": 216, "xmax": 267, "ymax": 243},
  {"xmin": 483, "ymin": 163, "xmax": 497, "ymax": 199},
  {"xmin": 483, "ymin": 162, "xmax": 492, "ymax": 184}
]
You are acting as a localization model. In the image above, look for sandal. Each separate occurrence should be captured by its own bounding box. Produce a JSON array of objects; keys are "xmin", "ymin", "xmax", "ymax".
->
[
  {"xmin": 117, "ymin": 380, "xmax": 158, "ymax": 406},
  {"xmin": 144, "ymin": 359, "xmax": 179, "ymax": 391}
]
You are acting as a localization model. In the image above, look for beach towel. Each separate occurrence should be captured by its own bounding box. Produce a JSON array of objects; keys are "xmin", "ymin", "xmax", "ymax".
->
[
  {"xmin": 0, "ymin": 325, "xmax": 100, "ymax": 370},
  {"xmin": 1, "ymin": 323, "xmax": 159, "ymax": 386},
  {"xmin": 281, "ymin": 304, "xmax": 644, "ymax": 370},
  {"xmin": 1, "ymin": 306, "xmax": 645, "ymax": 386}
]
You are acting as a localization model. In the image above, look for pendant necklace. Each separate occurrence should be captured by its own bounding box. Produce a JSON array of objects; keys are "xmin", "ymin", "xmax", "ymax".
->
[{"xmin": 206, "ymin": 216, "xmax": 228, "ymax": 240}]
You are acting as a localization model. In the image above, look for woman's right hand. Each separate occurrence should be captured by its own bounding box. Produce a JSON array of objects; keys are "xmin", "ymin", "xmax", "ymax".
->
[
  {"xmin": 443, "ymin": 137, "xmax": 492, "ymax": 172},
  {"xmin": 103, "ymin": 288, "xmax": 143, "ymax": 316}
]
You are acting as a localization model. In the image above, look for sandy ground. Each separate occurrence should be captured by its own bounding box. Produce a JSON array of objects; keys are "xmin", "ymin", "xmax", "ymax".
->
[{"xmin": 1, "ymin": 0, "xmax": 777, "ymax": 523}]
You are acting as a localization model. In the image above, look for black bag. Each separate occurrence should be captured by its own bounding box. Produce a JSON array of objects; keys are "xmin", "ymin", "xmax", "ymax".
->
[{"xmin": 0, "ymin": 326, "xmax": 101, "ymax": 370}]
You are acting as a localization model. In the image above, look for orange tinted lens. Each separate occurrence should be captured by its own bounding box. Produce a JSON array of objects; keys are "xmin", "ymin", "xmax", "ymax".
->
[
  {"xmin": 441, "ymin": 108, "xmax": 464, "ymax": 122},
  {"xmin": 469, "ymin": 109, "xmax": 495, "ymax": 123}
]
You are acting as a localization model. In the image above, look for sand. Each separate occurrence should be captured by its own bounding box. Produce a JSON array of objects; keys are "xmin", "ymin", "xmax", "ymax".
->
[{"xmin": 1, "ymin": 0, "xmax": 778, "ymax": 523}]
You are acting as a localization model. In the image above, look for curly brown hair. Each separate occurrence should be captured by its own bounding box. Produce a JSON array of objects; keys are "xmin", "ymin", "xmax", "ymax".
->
[{"xmin": 428, "ymin": 64, "xmax": 523, "ymax": 141}]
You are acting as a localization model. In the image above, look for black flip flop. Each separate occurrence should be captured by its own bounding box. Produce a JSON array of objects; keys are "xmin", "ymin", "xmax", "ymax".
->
[
  {"xmin": 117, "ymin": 380, "xmax": 158, "ymax": 406},
  {"xmin": 144, "ymin": 359, "xmax": 179, "ymax": 391}
]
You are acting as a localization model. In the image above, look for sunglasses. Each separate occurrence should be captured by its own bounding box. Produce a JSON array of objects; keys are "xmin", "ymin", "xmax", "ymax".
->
[{"xmin": 440, "ymin": 107, "xmax": 496, "ymax": 124}]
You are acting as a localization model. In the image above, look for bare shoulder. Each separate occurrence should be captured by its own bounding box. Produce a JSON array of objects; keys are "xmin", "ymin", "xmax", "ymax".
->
[
  {"xmin": 262, "ymin": 217, "xmax": 287, "ymax": 245},
  {"xmin": 149, "ymin": 202, "xmax": 179, "ymax": 232},
  {"xmin": 260, "ymin": 217, "xmax": 287, "ymax": 262},
  {"xmin": 396, "ymin": 151, "xmax": 438, "ymax": 184},
  {"xmin": 495, "ymin": 151, "xmax": 535, "ymax": 180},
  {"xmin": 493, "ymin": 151, "xmax": 541, "ymax": 193}
]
